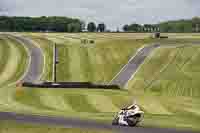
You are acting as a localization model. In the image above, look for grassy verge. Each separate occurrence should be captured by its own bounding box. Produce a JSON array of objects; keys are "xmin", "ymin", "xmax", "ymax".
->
[
  {"xmin": 0, "ymin": 37, "xmax": 10, "ymax": 75},
  {"xmin": 0, "ymin": 36, "xmax": 28, "ymax": 87},
  {"xmin": 127, "ymin": 45, "xmax": 200, "ymax": 131},
  {"xmin": 4, "ymin": 37, "xmax": 28, "ymax": 85}
]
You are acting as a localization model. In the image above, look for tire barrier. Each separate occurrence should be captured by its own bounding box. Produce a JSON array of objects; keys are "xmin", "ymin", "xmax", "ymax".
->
[{"xmin": 22, "ymin": 82, "xmax": 121, "ymax": 90}]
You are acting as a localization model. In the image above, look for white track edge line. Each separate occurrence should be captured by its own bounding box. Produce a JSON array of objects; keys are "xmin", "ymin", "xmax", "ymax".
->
[
  {"xmin": 109, "ymin": 45, "xmax": 146, "ymax": 84},
  {"xmin": 124, "ymin": 47, "xmax": 161, "ymax": 89}
]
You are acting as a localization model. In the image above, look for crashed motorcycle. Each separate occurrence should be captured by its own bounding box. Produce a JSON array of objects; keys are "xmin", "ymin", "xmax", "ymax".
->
[{"xmin": 112, "ymin": 104, "xmax": 144, "ymax": 127}]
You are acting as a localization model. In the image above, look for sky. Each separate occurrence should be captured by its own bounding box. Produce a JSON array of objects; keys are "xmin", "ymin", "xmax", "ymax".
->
[{"xmin": 0, "ymin": 0, "xmax": 200, "ymax": 30}]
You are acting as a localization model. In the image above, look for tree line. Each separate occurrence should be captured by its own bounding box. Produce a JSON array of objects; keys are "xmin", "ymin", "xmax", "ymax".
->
[
  {"xmin": 0, "ymin": 16, "xmax": 83, "ymax": 32},
  {"xmin": 159, "ymin": 17, "xmax": 200, "ymax": 33},
  {"xmin": 123, "ymin": 24, "xmax": 159, "ymax": 32},
  {"xmin": 86, "ymin": 22, "xmax": 106, "ymax": 32},
  {"xmin": 0, "ymin": 16, "xmax": 200, "ymax": 33},
  {"xmin": 0, "ymin": 16, "xmax": 107, "ymax": 32},
  {"xmin": 123, "ymin": 17, "xmax": 200, "ymax": 33}
]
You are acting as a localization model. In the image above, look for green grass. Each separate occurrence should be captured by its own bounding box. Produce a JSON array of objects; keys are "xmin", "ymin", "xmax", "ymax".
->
[
  {"xmin": 12, "ymin": 33, "xmax": 148, "ymax": 117},
  {"xmin": 0, "ymin": 37, "xmax": 10, "ymax": 75},
  {"xmin": 1, "ymin": 33, "xmax": 200, "ymax": 131},
  {"xmin": 65, "ymin": 94, "xmax": 99, "ymax": 113},
  {"xmin": 127, "ymin": 45, "xmax": 200, "ymax": 96},
  {"xmin": 56, "ymin": 38, "xmax": 148, "ymax": 83},
  {"xmin": 0, "ymin": 35, "xmax": 28, "ymax": 87},
  {"xmin": 12, "ymin": 88, "xmax": 129, "ymax": 121},
  {"xmin": 14, "ymin": 34, "xmax": 200, "ymax": 131},
  {"xmin": 0, "ymin": 120, "xmax": 112, "ymax": 133},
  {"xmin": 126, "ymin": 45, "xmax": 200, "ymax": 130},
  {"xmin": 14, "ymin": 88, "xmax": 54, "ymax": 111},
  {"xmin": 4, "ymin": 37, "xmax": 28, "ymax": 85},
  {"xmin": 12, "ymin": 33, "xmax": 148, "ymax": 118}
]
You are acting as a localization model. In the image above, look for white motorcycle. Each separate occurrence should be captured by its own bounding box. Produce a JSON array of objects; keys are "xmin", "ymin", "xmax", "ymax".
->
[{"xmin": 112, "ymin": 103, "xmax": 144, "ymax": 127}]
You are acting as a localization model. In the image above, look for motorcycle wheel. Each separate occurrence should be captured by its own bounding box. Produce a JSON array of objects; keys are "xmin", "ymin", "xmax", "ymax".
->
[
  {"xmin": 126, "ymin": 117, "xmax": 138, "ymax": 127},
  {"xmin": 112, "ymin": 117, "xmax": 119, "ymax": 125}
]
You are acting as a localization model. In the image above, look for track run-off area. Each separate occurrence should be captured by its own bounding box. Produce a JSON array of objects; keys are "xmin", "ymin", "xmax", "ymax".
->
[{"xmin": 0, "ymin": 33, "xmax": 200, "ymax": 132}]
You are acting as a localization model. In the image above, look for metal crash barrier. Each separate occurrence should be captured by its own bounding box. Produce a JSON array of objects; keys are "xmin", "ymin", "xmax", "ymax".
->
[{"xmin": 22, "ymin": 82, "xmax": 121, "ymax": 90}]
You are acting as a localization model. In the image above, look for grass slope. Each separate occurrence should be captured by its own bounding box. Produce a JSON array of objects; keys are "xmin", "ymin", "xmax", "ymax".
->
[
  {"xmin": 127, "ymin": 45, "xmax": 200, "ymax": 130},
  {"xmin": 0, "ymin": 38, "xmax": 9, "ymax": 75},
  {"xmin": 12, "ymin": 33, "xmax": 146, "ymax": 120},
  {"xmin": 0, "ymin": 36, "xmax": 28, "ymax": 87},
  {"xmin": 1, "ymin": 33, "xmax": 200, "ymax": 131}
]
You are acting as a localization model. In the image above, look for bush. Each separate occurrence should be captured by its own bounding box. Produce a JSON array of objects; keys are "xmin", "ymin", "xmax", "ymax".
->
[{"xmin": 90, "ymin": 40, "xmax": 95, "ymax": 44}]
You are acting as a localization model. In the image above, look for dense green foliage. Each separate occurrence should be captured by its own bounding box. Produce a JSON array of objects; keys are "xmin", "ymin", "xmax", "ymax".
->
[
  {"xmin": 87, "ymin": 22, "xmax": 97, "ymax": 32},
  {"xmin": 123, "ymin": 17, "xmax": 200, "ymax": 33},
  {"xmin": 0, "ymin": 16, "xmax": 83, "ymax": 32},
  {"xmin": 123, "ymin": 23, "xmax": 159, "ymax": 32},
  {"xmin": 159, "ymin": 20, "xmax": 192, "ymax": 33},
  {"xmin": 97, "ymin": 23, "xmax": 106, "ymax": 32},
  {"xmin": 158, "ymin": 17, "xmax": 200, "ymax": 33},
  {"xmin": 1, "ymin": 15, "xmax": 200, "ymax": 33}
]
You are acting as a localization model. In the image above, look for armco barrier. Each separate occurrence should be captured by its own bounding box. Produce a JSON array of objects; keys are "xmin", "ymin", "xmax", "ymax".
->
[{"xmin": 22, "ymin": 82, "xmax": 121, "ymax": 90}]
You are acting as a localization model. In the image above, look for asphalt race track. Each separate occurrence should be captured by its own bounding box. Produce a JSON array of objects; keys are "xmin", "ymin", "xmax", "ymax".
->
[
  {"xmin": 110, "ymin": 44, "xmax": 160, "ymax": 87},
  {"xmin": 0, "ymin": 35, "xmax": 197, "ymax": 133},
  {"xmin": 8, "ymin": 34, "xmax": 44, "ymax": 82},
  {"xmin": 0, "ymin": 111, "xmax": 194, "ymax": 133}
]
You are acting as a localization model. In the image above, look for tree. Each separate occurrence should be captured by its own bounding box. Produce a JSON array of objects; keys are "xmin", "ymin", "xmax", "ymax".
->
[
  {"xmin": 97, "ymin": 23, "xmax": 106, "ymax": 32},
  {"xmin": 130, "ymin": 23, "xmax": 141, "ymax": 32},
  {"xmin": 116, "ymin": 27, "xmax": 120, "ymax": 32},
  {"xmin": 192, "ymin": 17, "xmax": 200, "ymax": 32},
  {"xmin": 81, "ymin": 21, "xmax": 86, "ymax": 31},
  {"xmin": 122, "ymin": 23, "xmax": 141, "ymax": 32},
  {"xmin": 87, "ymin": 22, "xmax": 96, "ymax": 32},
  {"xmin": 123, "ymin": 25, "xmax": 129, "ymax": 32},
  {"xmin": 67, "ymin": 22, "xmax": 82, "ymax": 32}
]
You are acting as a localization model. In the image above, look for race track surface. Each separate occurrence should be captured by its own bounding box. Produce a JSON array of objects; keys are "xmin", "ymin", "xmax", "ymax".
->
[
  {"xmin": 0, "ymin": 35, "xmax": 197, "ymax": 133},
  {"xmin": 8, "ymin": 34, "xmax": 44, "ymax": 82},
  {"xmin": 110, "ymin": 44, "xmax": 160, "ymax": 87},
  {"xmin": 0, "ymin": 111, "xmax": 194, "ymax": 133}
]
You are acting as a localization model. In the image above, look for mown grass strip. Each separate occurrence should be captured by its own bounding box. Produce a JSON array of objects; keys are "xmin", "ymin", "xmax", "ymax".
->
[
  {"xmin": 65, "ymin": 94, "xmax": 98, "ymax": 113},
  {"xmin": 14, "ymin": 89, "xmax": 54, "ymax": 111},
  {"xmin": 68, "ymin": 46, "xmax": 85, "ymax": 81},
  {"xmin": 57, "ymin": 45, "xmax": 71, "ymax": 81},
  {"xmin": 86, "ymin": 94, "xmax": 119, "ymax": 112},
  {"xmin": 0, "ymin": 37, "xmax": 24, "ymax": 87},
  {"xmin": 79, "ymin": 46, "xmax": 93, "ymax": 82},
  {"xmin": 39, "ymin": 91, "xmax": 73, "ymax": 112},
  {"xmin": 4, "ymin": 37, "xmax": 28, "ymax": 85},
  {"xmin": 0, "ymin": 37, "xmax": 10, "ymax": 76}
]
